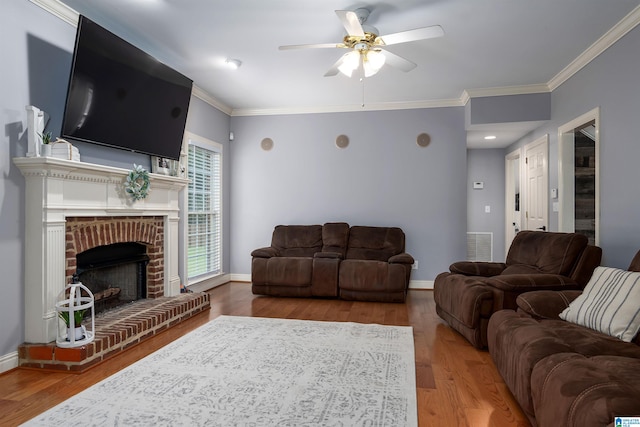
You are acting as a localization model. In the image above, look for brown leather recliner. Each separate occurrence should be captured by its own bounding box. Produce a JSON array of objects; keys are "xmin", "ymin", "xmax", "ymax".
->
[
  {"xmin": 433, "ymin": 231, "xmax": 602, "ymax": 348},
  {"xmin": 251, "ymin": 222, "xmax": 350, "ymax": 298},
  {"xmin": 487, "ymin": 250, "xmax": 640, "ymax": 426},
  {"xmin": 339, "ymin": 226, "xmax": 414, "ymax": 303}
]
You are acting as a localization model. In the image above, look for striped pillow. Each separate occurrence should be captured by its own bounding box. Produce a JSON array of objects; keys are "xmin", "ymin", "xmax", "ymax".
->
[{"xmin": 559, "ymin": 266, "xmax": 640, "ymax": 342}]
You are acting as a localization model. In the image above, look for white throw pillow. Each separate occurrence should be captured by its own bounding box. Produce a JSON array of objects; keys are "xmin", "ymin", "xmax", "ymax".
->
[{"xmin": 559, "ymin": 266, "xmax": 640, "ymax": 342}]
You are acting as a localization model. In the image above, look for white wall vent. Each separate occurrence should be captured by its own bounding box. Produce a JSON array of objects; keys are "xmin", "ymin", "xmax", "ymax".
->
[{"xmin": 467, "ymin": 232, "xmax": 493, "ymax": 262}]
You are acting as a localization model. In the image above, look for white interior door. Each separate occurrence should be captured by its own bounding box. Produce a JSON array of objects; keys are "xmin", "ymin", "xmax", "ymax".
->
[{"xmin": 524, "ymin": 135, "xmax": 549, "ymax": 232}]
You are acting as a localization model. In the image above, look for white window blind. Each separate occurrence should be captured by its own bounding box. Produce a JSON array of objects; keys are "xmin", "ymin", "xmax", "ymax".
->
[{"xmin": 187, "ymin": 140, "xmax": 221, "ymax": 280}]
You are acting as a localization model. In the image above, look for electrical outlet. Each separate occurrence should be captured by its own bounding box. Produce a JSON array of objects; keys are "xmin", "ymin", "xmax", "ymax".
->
[{"xmin": 412, "ymin": 261, "xmax": 419, "ymax": 270}]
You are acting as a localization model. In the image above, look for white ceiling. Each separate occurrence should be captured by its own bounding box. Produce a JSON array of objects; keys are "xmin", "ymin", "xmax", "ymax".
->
[{"xmin": 50, "ymin": 0, "xmax": 640, "ymax": 147}]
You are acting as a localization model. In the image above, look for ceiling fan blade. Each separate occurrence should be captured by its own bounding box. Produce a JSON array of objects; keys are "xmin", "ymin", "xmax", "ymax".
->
[
  {"xmin": 279, "ymin": 43, "xmax": 343, "ymax": 50},
  {"xmin": 324, "ymin": 53, "xmax": 349, "ymax": 77},
  {"xmin": 379, "ymin": 25, "xmax": 444, "ymax": 46},
  {"xmin": 379, "ymin": 49, "xmax": 417, "ymax": 72},
  {"xmin": 335, "ymin": 10, "xmax": 365, "ymax": 37}
]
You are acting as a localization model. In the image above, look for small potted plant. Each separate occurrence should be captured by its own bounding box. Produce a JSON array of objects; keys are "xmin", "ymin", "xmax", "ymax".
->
[
  {"xmin": 39, "ymin": 131, "xmax": 53, "ymax": 156},
  {"xmin": 58, "ymin": 307, "xmax": 87, "ymax": 341}
]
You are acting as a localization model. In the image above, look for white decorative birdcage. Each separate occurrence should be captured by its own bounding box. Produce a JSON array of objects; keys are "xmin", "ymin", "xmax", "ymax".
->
[{"xmin": 55, "ymin": 282, "xmax": 95, "ymax": 348}]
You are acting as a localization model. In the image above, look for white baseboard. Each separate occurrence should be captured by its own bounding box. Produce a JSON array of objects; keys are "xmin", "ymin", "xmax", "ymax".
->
[
  {"xmin": 227, "ymin": 274, "xmax": 433, "ymax": 289},
  {"xmin": 0, "ymin": 351, "xmax": 19, "ymax": 374},
  {"xmin": 187, "ymin": 273, "xmax": 232, "ymax": 293},
  {"xmin": 409, "ymin": 280, "xmax": 434, "ymax": 290},
  {"xmin": 230, "ymin": 273, "xmax": 251, "ymax": 283}
]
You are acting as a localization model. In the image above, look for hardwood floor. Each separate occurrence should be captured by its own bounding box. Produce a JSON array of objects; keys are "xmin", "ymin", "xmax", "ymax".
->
[{"xmin": 0, "ymin": 283, "xmax": 530, "ymax": 426}]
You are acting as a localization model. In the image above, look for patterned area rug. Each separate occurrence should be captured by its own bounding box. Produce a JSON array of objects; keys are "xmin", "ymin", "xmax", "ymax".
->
[{"xmin": 24, "ymin": 316, "xmax": 417, "ymax": 426}]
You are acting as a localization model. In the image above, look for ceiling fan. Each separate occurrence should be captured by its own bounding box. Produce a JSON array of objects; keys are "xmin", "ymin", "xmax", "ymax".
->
[{"xmin": 279, "ymin": 8, "xmax": 444, "ymax": 78}]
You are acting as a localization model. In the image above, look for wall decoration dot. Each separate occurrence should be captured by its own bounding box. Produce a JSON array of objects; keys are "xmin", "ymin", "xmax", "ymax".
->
[
  {"xmin": 335, "ymin": 134, "xmax": 349, "ymax": 149},
  {"xmin": 261, "ymin": 138, "xmax": 274, "ymax": 151},
  {"xmin": 417, "ymin": 133, "xmax": 431, "ymax": 148}
]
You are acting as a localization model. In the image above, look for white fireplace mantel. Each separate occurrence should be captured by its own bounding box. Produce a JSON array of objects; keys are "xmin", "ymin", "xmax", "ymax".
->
[{"xmin": 14, "ymin": 157, "xmax": 188, "ymax": 344}]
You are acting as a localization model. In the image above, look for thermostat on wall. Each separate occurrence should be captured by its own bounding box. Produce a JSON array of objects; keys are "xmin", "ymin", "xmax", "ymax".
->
[{"xmin": 473, "ymin": 181, "xmax": 484, "ymax": 189}]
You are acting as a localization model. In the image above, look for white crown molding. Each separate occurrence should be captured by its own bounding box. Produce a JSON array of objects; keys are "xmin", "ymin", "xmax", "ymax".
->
[
  {"xmin": 465, "ymin": 84, "xmax": 551, "ymax": 99},
  {"xmin": 231, "ymin": 98, "xmax": 464, "ymax": 117},
  {"xmin": 192, "ymin": 85, "xmax": 233, "ymax": 115},
  {"xmin": 460, "ymin": 90, "xmax": 471, "ymax": 106},
  {"xmin": 30, "ymin": 0, "xmax": 78, "ymax": 26},
  {"xmin": 548, "ymin": 4, "xmax": 640, "ymax": 91}
]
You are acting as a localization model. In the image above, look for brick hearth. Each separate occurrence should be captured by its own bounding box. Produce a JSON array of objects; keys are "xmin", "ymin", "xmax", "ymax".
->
[{"xmin": 18, "ymin": 292, "xmax": 210, "ymax": 372}]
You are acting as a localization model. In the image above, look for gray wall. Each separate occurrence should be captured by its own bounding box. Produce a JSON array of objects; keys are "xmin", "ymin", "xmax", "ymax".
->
[
  {"xmin": 467, "ymin": 93, "xmax": 550, "ymax": 125},
  {"xmin": 466, "ymin": 149, "xmax": 506, "ymax": 261},
  {"xmin": 0, "ymin": 0, "xmax": 231, "ymax": 358},
  {"xmin": 506, "ymin": 24, "xmax": 640, "ymax": 269},
  {"xmin": 1, "ymin": 0, "xmax": 76, "ymax": 361},
  {"xmin": 229, "ymin": 108, "xmax": 468, "ymax": 282}
]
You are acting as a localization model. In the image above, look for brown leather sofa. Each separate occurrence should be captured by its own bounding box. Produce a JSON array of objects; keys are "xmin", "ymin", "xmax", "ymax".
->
[
  {"xmin": 487, "ymin": 250, "xmax": 640, "ymax": 427},
  {"xmin": 433, "ymin": 231, "xmax": 602, "ymax": 348},
  {"xmin": 251, "ymin": 223, "xmax": 414, "ymax": 302}
]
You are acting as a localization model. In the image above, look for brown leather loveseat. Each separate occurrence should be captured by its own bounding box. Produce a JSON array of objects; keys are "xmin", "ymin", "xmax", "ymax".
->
[
  {"xmin": 434, "ymin": 231, "xmax": 602, "ymax": 348},
  {"xmin": 251, "ymin": 223, "xmax": 414, "ymax": 302},
  {"xmin": 487, "ymin": 250, "xmax": 640, "ymax": 427}
]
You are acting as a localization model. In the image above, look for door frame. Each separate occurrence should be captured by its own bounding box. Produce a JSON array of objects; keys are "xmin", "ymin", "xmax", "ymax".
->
[
  {"xmin": 558, "ymin": 107, "xmax": 600, "ymax": 245},
  {"xmin": 523, "ymin": 134, "xmax": 549, "ymax": 231}
]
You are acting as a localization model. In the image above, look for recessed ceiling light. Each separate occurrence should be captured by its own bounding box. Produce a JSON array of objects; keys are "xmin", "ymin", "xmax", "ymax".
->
[
  {"xmin": 225, "ymin": 58, "xmax": 242, "ymax": 70},
  {"xmin": 484, "ymin": 135, "xmax": 497, "ymax": 140}
]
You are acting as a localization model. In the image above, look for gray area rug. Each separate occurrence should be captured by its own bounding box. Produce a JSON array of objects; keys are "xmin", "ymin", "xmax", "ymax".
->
[{"xmin": 24, "ymin": 316, "xmax": 417, "ymax": 426}]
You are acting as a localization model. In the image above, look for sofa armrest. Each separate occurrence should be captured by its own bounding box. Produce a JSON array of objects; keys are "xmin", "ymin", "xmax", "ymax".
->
[
  {"xmin": 389, "ymin": 253, "xmax": 414, "ymax": 265},
  {"xmin": 449, "ymin": 261, "xmax": 507, "ymax": 277},
  {"xmin": 485, "ymin": 274, "xmax": 580, "ymax": 292},
  {"xmin": 314, "ymin": 251, "xmax": 343, "ymax": 259},
  {"xmin": 251, "ymin": 247, "xmax": 279, "ymax": 258},
  {"xmin": 570, "ymin": 244, "xmax": 602, "ymax": 286},
  {"xmin": 517, "ymin": 290, "xmax": 583, "ymax": 320}
]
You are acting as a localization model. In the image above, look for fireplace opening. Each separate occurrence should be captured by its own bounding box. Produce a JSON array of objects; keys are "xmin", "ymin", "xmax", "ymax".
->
[{"xmin": 76, "ymin": 242, "xmax": 149, "ymax": 314}]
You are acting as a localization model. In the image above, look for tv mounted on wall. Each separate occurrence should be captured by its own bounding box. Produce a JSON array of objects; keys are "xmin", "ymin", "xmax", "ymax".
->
[{"xmin": 61, "ymin": 15, "xmax": 193, "ymax": 161}]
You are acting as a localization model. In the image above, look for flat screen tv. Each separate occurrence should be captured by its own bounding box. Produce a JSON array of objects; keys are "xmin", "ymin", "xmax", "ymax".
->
[{"xmin": 61, "ymin": 15, "xmax": 193, "ymax": 161}]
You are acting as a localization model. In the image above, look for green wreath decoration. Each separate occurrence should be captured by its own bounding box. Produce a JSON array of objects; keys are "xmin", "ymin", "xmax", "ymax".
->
[{"xmin": 125, "ymin": 164, "xmax": 150, "ymax": 201}]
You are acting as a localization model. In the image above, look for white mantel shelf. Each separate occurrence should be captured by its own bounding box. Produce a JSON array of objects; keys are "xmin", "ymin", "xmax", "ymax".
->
[
  {"xmin": 14, "ymin": 156, "xmax": 188, "ymax": 344},
  {"xmin": 14, "ymin": 156, "xmax": 189, "ymax": 217}
]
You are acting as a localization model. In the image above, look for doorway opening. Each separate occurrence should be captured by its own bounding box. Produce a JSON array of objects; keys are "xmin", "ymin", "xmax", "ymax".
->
[{"xmin": 558, "ymin": 108, "xmax": 600, "ymax": 245}]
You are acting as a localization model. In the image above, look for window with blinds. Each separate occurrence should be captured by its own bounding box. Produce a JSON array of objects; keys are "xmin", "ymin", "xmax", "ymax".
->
[{"xmin": 187, "ymin": 140, "xmax": 222, "ymax": 280}]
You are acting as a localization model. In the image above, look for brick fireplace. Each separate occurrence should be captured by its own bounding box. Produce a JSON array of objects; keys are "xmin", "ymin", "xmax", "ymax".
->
[
  {"xmin": 66, "ymin": 216, "xmax": 165, "ymax": 300},
  {"xmin": 13, "ymin": 157, "xmax": 195, "ymax": 343},
  {"xmin": 14, "ymin": 157, "xmax": 210, "ymax": 371}
]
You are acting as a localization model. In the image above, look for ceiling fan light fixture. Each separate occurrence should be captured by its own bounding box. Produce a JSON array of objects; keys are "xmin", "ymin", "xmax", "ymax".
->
[
  {"xmin": 279, "ymin": 8, "xmax": 444, "ymax": 79},
  {"xmin": 338, "ymin": 51, "xmax": 360, "ymax": 77},
  {"xmin": 363, "ymin": 50, "xmax": 385, "ymax": 77}
]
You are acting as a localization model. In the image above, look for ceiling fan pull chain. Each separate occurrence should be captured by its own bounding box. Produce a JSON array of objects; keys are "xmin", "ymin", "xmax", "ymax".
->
[{"xmin": 360, "ymin": 56, "xmax": 366, "ymax": 108}]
